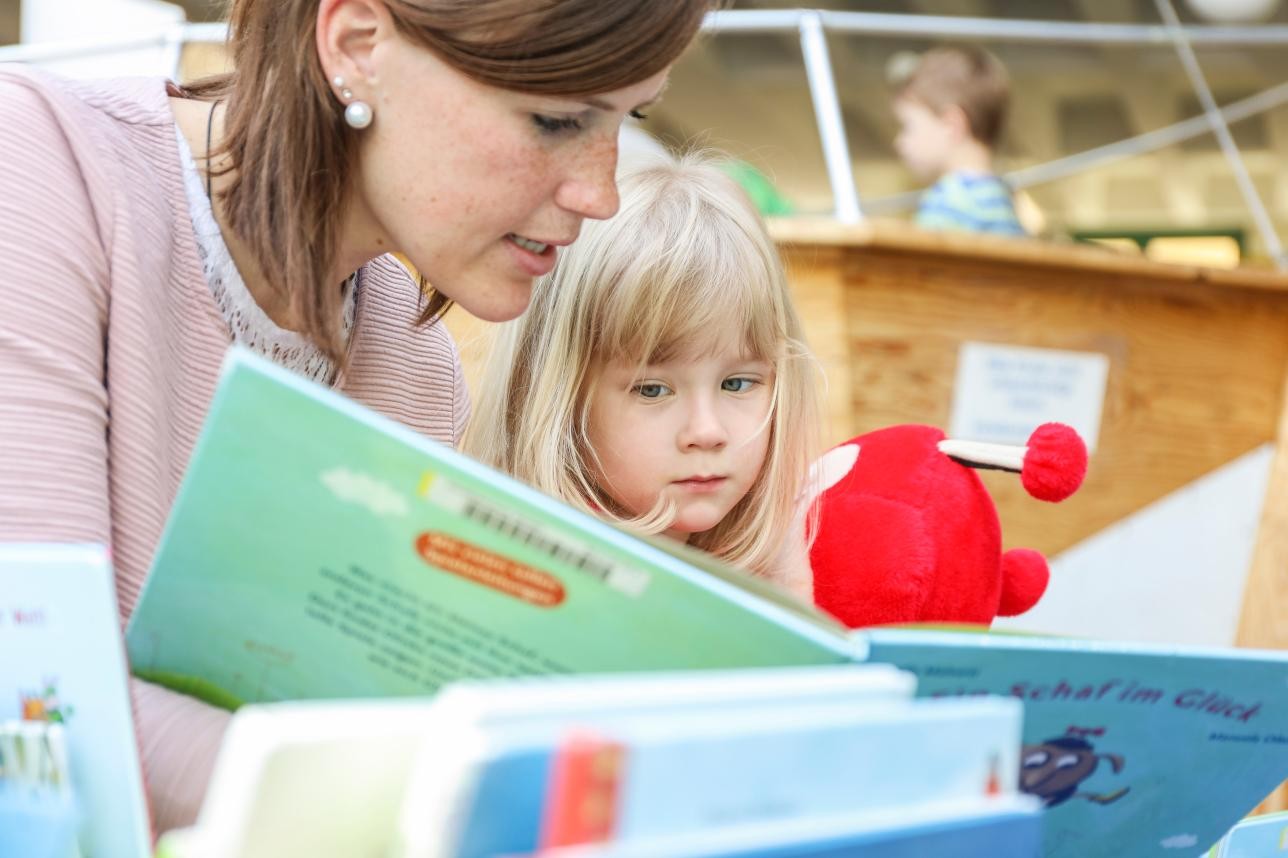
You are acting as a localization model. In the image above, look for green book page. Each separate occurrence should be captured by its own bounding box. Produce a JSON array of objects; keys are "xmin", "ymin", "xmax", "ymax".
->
[{"xmin": 126, "ymin": 349, "xmax": 853, "ymax": 709}]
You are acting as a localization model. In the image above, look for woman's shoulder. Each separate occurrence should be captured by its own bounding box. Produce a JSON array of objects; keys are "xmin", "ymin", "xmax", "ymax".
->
[
  {"xmin": 0, "ymin": 66, "xmax": 179, "ymax": 214},
  {"xmin": 355, "ymin": 255, "xmax": 449, "ymax": 341},
  {"xmin": 0, "ymin": 64, "xmax": 171, "ymax": 130},
  {"xmin": 0, "ymin": 65, "xmax": 193, "ymax": 287},
  {"xmin": 344, "ymin": 255, "xmax": 470, "ymax": 446},
  {"xmin": 353, "ymin": 254, "xmax": 461, "ymax": 373}
]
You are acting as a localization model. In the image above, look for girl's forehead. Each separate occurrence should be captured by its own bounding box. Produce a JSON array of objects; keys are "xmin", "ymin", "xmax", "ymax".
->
[
  {"xmin": 679, "ymin": 329, "xmax": 763, "ymax": 360},
  {"xmin": 647, "ymin": 327, "xmax": 768, "ymax": 366}
]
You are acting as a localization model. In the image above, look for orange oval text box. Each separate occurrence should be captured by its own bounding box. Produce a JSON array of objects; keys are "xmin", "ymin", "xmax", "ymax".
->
[{"xmin": 415, "ymin": 532, "xmax": 565, "ymax": 607}]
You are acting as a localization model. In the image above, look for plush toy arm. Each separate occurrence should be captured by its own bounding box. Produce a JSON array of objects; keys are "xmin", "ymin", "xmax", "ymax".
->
[{"xmin": 998, "ymin": 548, "xmax": 1050, "ymax": 616}]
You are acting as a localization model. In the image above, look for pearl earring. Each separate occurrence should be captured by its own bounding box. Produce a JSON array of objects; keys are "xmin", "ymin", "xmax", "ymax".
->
[{"xmin": 332, "ymin": 75, "xmax": 373, "ymax": 130}]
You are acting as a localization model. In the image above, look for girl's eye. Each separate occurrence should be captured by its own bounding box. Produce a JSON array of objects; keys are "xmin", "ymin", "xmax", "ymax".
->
[
  {"xmin": 629, "ymin": 109, "xmax": 649, "ymax": 121},
  {"xmin": 632, "ymin": 382, "xmax": 672, "ymax": 400},
  {"xmin": 532, "ymin": 114, "xmax": 583, "ymax": 134},
  {"xmin": 721, "ymin": 377, "xmax": 758, "ymax": 393}
]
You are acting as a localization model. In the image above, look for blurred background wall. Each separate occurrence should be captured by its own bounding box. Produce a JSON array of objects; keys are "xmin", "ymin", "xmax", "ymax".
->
[{"xmin": 4, "ymin": 0, "xmax": 1286, "ymax": 653}]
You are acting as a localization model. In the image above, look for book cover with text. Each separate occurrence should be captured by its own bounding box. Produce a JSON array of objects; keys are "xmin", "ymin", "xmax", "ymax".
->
[{"xmin": 859, "ymin": 627, "xmax": 1288, "ymax": 858}]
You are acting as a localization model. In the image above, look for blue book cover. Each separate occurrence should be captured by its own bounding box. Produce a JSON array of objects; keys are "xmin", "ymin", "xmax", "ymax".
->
[
  {"xmin": 424, "ymin": 697, "xmax": 1022, "ymax": 858},
  {"xmin": 1206, "ymin": 810, "xmax": 1288, "ymax": 857},
  {"xmin": 533, "ymin": 795, "xmax": 1043, "ymax": 858},
  {"xmin": 389, "ymin": 665, "xmax": 909, "ymax": 858},
  {"xmin": 858, "ymin": 627, "xmax": 1288, "ymax": 858},
  {"xmin": 0, "ymin": 545, "xmax": 151, "ymax": 858}
]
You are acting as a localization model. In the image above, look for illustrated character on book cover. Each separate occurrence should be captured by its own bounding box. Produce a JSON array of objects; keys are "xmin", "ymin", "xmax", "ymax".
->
[
  {"xmin": 20, "ymin": 677, "xmax": 73, "ymax": 724},
  {"xmin": 1020, "ymin": 726, "xmax": 1130, "ymax": 808}
]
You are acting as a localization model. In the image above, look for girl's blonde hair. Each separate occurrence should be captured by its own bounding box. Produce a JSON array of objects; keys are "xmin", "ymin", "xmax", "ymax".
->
[{"xmin": 466, "ymin": 152, "xmax": 819, "ymax": 579}]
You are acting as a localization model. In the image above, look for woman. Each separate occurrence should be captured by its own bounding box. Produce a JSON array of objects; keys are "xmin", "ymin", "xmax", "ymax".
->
[{"xmin": 0, "ymin": 0, "xmax": 711, "ymax": 831}]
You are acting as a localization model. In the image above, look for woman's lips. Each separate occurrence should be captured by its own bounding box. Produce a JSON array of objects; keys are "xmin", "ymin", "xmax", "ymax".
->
[{"xmin": 504, "ymin": 234, "xmax": 558, "ymax": 277}]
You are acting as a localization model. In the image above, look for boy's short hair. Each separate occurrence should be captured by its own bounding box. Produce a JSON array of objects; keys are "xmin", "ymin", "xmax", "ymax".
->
[{"xmin": 893, "ymin": 44, "xmax": 1010, "ymax": 147}]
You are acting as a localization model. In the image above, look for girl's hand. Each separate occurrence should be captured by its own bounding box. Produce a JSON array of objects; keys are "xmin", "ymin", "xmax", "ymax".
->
[{"xmin": 766, "ymin": 486, "xmax": 816, "ymax": 604}]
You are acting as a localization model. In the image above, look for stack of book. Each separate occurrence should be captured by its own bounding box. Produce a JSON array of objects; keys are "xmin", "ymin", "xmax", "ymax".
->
[
  {"xmin": 159, "ymin": 666, "xmax": 1042, "ymax": 858},
  {"xmin": 11, "ymin": 349, "xmax": 1288, "ymax": 856}
]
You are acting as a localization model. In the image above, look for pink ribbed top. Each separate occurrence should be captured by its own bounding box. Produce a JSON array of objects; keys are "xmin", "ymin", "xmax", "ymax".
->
[{"xmin": 0, "ymin": 65, "xmax": 470, "ymax": 833}]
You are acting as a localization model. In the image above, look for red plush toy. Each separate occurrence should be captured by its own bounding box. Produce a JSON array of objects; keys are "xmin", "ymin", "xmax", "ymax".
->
[{"xmin": 808, "ymin": 423, "xmax": 1088, "ymax": 629}]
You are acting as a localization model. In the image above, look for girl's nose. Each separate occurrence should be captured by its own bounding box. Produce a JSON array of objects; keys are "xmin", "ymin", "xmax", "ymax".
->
[{"xmin": 678, "ymin": 397, "xmax": 729, "ymax": 451}]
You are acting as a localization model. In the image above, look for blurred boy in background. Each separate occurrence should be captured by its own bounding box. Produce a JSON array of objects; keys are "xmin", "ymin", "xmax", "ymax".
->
[{"xmin": 892, "ymin": 45, "xmax": 1030, "ymax": 236}]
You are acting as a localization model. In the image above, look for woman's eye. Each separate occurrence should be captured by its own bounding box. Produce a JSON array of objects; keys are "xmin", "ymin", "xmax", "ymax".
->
[
  {"xmin": 629, "ymin": 109, "xmax": 649, "ymax": 121},
  {"xmin": 532, "ymin": 114, "xmax": 583, "ymax": 134},
  {"xmin": 721, "ymin": 377, "xmax": 757, "ymax": 393},
  {"xmin": 632, "ymin": 382, "xmax": 671, "ymax": 399}
]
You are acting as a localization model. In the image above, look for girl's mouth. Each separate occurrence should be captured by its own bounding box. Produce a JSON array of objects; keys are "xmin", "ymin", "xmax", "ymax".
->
[{"xmin": 673, "ymin": 476, "xmax": 727, "ymax": 493}]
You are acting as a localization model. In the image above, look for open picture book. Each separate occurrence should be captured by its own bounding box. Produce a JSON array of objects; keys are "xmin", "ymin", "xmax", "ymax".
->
[
  {"xmin": 165, "ymin": 665, "xmax": 925, "ymax": 858},
  {"xmin": 125, "ymin": 347, "xmax": 855, "ymax": 709},
  {"xmin": 127, "ymin": 347, "xmax": 1288, "ymax": 858}
]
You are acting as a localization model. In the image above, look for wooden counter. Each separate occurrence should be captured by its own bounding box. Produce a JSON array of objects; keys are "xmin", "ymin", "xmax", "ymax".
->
[{"xmin": 768, "ymin": 218, "xmax": 1288, "ymax": 655}]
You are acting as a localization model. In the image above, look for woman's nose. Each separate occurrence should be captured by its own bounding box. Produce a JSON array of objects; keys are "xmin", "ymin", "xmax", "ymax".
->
[{"xmin": 555, "ymin": 135, "xmax": 621, "ymax": 220}]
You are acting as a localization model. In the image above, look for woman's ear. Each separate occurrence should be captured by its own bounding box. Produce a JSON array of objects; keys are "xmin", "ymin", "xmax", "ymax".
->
[{"xmin": 316, "ymin": 0, "xmax": 395, "ymax": 95}]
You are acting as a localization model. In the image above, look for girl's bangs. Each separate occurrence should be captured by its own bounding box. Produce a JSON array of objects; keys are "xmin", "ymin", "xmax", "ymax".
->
[{"xmin": 593, "ymin": 204, "xmax": 786, "ymax": 368}]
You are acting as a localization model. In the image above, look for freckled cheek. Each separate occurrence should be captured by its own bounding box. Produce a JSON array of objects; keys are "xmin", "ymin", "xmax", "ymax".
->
[
  {"xmin": 481, "ymin": 141, "xmax": 565, "ymax": 207},
  {"xmin": 586, "ymin": 133, "xmax": 618, "ymax": 168}
]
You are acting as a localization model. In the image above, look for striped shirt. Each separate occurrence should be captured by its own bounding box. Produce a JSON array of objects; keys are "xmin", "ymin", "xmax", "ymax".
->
[
  {"xmin": 915, "ymin": 171, "xmax": 1027, "ymax": 237},
  {"xmin": 0, "ymin": 64, "xmax": 469, "ymax": 834}
]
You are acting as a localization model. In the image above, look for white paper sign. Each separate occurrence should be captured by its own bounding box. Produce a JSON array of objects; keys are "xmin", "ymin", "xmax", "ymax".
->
[{"xmin": 948, "ymin": 342, "xmax": 1110, "ymax": 452}]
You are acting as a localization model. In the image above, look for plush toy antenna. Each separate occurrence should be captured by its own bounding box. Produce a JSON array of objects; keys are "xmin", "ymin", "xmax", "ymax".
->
[{"xmin": 937, "ymin": 422, "xmax": 1087, "ymax": 502}]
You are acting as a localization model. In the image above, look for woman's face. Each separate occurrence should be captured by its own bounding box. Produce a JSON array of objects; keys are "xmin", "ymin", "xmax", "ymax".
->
[{"xmin": 350, "ymin": 33, "xmax": 669, "ymax": 323}]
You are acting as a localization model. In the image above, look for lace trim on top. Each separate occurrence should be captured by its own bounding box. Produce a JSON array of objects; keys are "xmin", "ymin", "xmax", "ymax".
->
[{"xmin": 173, "ymin": 124, "xmax": 354, "ymax": 386}]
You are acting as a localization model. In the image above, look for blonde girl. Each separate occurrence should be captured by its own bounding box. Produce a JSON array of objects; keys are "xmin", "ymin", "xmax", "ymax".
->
[{"xmin": 467, "ymin": 153, "xmax": 820, "ymax": 598}]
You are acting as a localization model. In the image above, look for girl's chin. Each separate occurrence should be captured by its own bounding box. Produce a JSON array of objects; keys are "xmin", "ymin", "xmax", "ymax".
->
[{"xmin": 663, "ymin": 516, "xmax": 725, "ymax": 541}]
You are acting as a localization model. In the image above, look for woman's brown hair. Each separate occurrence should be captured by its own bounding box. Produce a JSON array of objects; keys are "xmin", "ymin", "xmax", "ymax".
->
[{"xmin": 183, "ymin": 0, "xmax": 714, "ymax": 365}]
